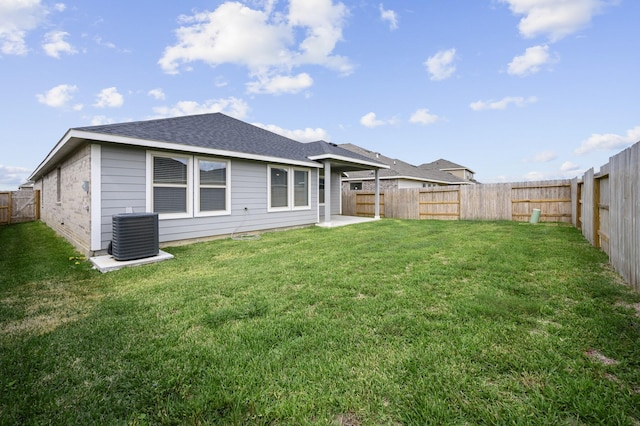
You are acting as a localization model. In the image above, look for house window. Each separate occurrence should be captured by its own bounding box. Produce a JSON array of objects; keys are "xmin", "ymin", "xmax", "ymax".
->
[
  {"xmin": 149, "ymin": 152, "xmax": 231, "ymax": 219},
  {"xmin": 294, "ymin": 170, "xmax": 309, "ymax": 207},
  {"xmin": 196, "ymin": 158, "xmax": 229, "ymax": 216},
  {"xmin": 56, "ymin": 167, "xmax": 62, "ymax": 203},
  {"xmin": 270, "ymin": 166, "xmax": 289, "ymax": 209},
  {"xmin": 152, "ymin": 155, "xmax": 190, "ymax": 216},
  {"xmin": 350, "ymin": 182, "xmax": 363, "ymax": 190},
  {"xmin": 268, "ymin": 165, "xmax": 310, "ymax": 211},
  {"xmin": 319, "ymin": 169, "xmax": 325, "ymax": 204}
]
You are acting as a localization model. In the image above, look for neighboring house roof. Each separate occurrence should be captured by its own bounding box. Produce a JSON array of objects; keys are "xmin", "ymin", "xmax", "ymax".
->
[
  {"xmin": 419, "ymin": 158, "xmax": 475, "ymax": 174},
  {"xmin": 29, "ymin": 113, "xmax": 387, "ymax": 181},
  {"xmin": 338, "ymin": 143, "xmax": 472, "ymax": 185}
]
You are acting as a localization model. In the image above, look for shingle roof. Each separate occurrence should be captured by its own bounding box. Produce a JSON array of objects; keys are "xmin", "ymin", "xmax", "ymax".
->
[
  {"xmin": 31, "ymin": 113, "xmax": 390, "ymax": 182},
  {"xmin": 75, "ymin": 113, "xmax": 315, "ymax": 163},
  {"xmin": 419, "ymin": 158, "xmax": 474, "ymax": 173},
  {"xmin": 339, "ymin": 143, "xmax": 470, "ymax": 184},
  {"xmin": 302, "ymin": 141, "xmax": 379, "ymax": 164},
  {"xmin": 74, "ymin": 113, "xmax": 388, "ymax": 170}
]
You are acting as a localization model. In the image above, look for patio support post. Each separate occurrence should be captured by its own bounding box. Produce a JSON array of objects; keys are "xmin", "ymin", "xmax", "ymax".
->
[
  {"xmin": 324, "ymin": 161, "xmax": 332, "ymax": 225},
  {"xmin": 374, "ymin": 169, "xmax": 381, "ymax": 219}
]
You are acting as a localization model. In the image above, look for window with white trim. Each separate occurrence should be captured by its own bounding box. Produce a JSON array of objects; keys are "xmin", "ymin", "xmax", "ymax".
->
[
  {"xmin": 268, "ymin": 165, "xmax": 310, "ymax": 211},
  {"xmin": 294, "ymin": 169, "xmax": 309, "ymax": 207},
  {"xmin": 269, "ymin": 166, "xmax": 289, "ymax": 209},
  {"xmin": 195, "ymin": 158, "xmax": 229, "ymax": 216},
  {"xmin": 152, "ymin": 155, "xmax": 190, "ymax": 217},
  {"xmin": 149, "ymin": 152, "xmax": 230, "ymax": 218},
  {"xmin": 319, "ymin": 169, "xmax": 325, "ymax": 205}
]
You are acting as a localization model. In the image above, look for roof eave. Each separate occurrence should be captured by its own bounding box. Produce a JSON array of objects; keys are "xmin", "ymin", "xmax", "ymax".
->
[
  {"xmin": 307, "ymin": 153, "xmax": 389, "ymax": 169},
  {"xmin": 342, "ymin": 175, "xmax": 473, "ymax": 185}
]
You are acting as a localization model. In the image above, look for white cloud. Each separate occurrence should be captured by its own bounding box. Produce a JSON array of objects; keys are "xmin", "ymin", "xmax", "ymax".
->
[
  {"xmin": 424, "ymin": 48, "xmax": 456, "ymax": 81},
  {"xmin": 158, "ymin": 0, "xmax": 352, "ymax": 83},
  {"xmin": 508, "ymin": 44, "xmax": 552, "ymax": 76},
  {"xmin": 148, "ymin": 88, "xmax": 166, "ymax": 100},
  {"xmin": 470, "ymin": 96, "xmax": 538, "ymax": 111},
  {"xmin": 54, "ymin": 3, "xmax": 66, "ymax": 12},
  {"xmin": 560, "ymin": 161, "xmax": 580, "ymax": 172},
  {"xmin": 93, "ymin": 36, "xmax": 116, "ymax": 50},
  {"xmin": 409, "ymin": 108, "xmax": 439, "ymax": 125},
  {"xmin": 36, "ymin": 83, "xmax": 77, "ymax": 107},
  {"xmin": 574, "ymin": 126, "xmax": 640, "ymax": 154},
  {"xmin": 523, "ymin": 170, "xmax": 548, "ymax": 181},
  {"xmin": 379, "ymin": 4, "xmax": 398, "ymax": 30},
  {"xmin": 94, "ymin": 87, "xmax": 124, "ymax": 108},
  {"xmin": 90, "ymin": 115, "xmax": 116, "ymax": 126},
  {"xmin": 0, "ymin": 0, "xmax": 47, "ymax": 55},
  {"xmin": 360, "ymin": 112, "xmax": 391, "ymax": 128},
  {"xmin": 500, "ymin": 0, "xmax": 608, "ymax": 42},
  {"xmin": 152, "ymin": 97, "xmax": 249, "ymax": 119},
  {"xmin": 253, "ymin": 123, "xmax": 329, "ymax": 142},
  {"xmin": 42, "ymin": 30, "xmax": 76, "ymax": 58},
  {"xmin": 214, "ymin": 77, "xmax": 228, "ymax": 88},
  {"xmin": 0, "ymin": 164, "xmax": 32, "ymax": 189},
  {"xmin": 531, "ymin": 150, "xmax": 558, "ymax": 162},
  {"xmin": 246, "ymin": 72, "xmax": 313, "ymax": 95}
]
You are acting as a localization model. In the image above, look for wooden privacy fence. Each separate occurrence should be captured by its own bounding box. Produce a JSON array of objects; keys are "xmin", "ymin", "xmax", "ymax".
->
[
  {"xmin": 342, "ymin": 179, "xmax": 573, "ymax": 223},
  {"xmin": 0, "ymin": 190, "xmax": 40, "ymax": 225},
  {"xmin": 343, "ymin": 141, "xmax": 640, "ymax": 292},
  {"xmin": 576, "ymin": 141, "xmax": 640, "ymax": 292}
]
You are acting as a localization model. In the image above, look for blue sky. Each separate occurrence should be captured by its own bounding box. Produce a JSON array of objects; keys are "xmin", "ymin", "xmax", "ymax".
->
[{"xmin": 1, "ymin": 0, "xmax": 638, "ymax": 190}]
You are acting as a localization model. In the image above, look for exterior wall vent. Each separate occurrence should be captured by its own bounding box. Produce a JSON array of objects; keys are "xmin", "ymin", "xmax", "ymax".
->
[{"xmin": 110, "ymin": 212, "xmax": 159, "ymax": 261}]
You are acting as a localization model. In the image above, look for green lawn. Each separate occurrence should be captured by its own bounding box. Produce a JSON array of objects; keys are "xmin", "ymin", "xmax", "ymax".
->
[{"xmin": 1, "ymin": 220, "xmax": 639, "ymax": 425}]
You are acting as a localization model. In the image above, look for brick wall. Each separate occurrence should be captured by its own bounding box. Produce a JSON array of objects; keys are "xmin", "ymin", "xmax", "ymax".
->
[
  {"xmin": 36, "ymin": 144, "xmax": 92, "ymax": 255},
  {"xmin": 342, "ymin": 179, "xmax": 398, "ymax": 192}
]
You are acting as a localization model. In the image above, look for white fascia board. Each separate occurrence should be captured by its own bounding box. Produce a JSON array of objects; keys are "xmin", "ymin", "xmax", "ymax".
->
[
  {"xmin": 441, "ymin": 167, "xmax": 476, "ymax": 174},
  {"xmin": 342, "ymin": 176, "xmax": 393, "ymax": 181},
  {"xmin": 307, "ymin": 153, "xmax": 390, "ymax": 169},
  {"xmin": 342, "ymin": 175, "xmax": 471, "ymax": 185},
  {"xmin": 28, "ymin": 129, "xmax": 76, "ymax": 181},
  {"xmin": 394, "ymin": 175, "xmax": 467, "ymax": 185}
]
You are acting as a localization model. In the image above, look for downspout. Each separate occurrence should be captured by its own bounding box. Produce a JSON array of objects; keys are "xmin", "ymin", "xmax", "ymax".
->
[{"xmin": 374, "ymin": 168, "xmax": 381, "ymax": 219}]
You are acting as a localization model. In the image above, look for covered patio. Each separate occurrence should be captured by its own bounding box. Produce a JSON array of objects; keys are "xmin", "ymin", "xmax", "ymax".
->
[
  {"xmin": 307, "ymin": 144, "xmax": 388, "ymax": 227},
  {"xmin": 316, "ymin": 215, "xmax": 380, "ymax": 228}
]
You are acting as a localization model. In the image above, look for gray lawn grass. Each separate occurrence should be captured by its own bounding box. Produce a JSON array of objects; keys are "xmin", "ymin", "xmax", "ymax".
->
[{"xmin": 1, "ymin": 219, "xmax": 639, "ymax": 425}]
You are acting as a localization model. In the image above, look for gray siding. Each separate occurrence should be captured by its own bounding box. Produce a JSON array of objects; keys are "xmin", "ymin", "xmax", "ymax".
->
[
  {"xmin": 99, "ymin": 145, "xmax": 319, "ymax": 250},
  {"xmin": 100, "ymin": 145, "xmax": 146, "ymax": 247}
]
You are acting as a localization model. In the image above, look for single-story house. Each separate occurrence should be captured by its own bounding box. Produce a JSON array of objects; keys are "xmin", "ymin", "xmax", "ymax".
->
[
  {"xmin": 28, "ymin": 113, "xmax": 388, "ymax": 257},
  {"xmin": 339, "ymin": 143, "xmax": 476, "ymax": 191}
]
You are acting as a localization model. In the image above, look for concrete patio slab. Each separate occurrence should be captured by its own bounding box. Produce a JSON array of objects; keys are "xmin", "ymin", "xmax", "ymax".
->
[
  {"xmin": 316, "ymin": 215, "xmax": 380, "ymax": 228},
  {"xmin": 90, "ymin": 250, "xmax": 174, "ymax": 273}
]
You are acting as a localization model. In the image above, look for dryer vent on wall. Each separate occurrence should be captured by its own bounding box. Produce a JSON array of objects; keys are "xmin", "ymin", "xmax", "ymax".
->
[{"xmin": 110, "ymin": 212, "xmax": 159, "ymax": 261}]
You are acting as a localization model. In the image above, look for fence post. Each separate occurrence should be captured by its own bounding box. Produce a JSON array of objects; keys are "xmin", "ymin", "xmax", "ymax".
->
[
  {"xmin": 7, "ymin": 191, "xmax": 12, "ymax": 225},
  {"xmin": 593, "ymin": 174, "xmax": 601, "ymax": 248},
  {"xmin": 35, "ymin": 190, "xmax": 41, "ymax": 220}
]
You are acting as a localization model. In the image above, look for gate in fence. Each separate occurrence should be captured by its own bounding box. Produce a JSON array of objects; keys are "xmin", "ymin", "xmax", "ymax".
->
[{"xmin": 0, "ymin": 190, "xmax": 40, "ymax": 225}]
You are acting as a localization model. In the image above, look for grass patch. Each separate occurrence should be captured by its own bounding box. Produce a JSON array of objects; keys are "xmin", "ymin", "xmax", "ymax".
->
[{"xmin": 1, "ymin": 220, "xmax": 639, "ymax": 424}]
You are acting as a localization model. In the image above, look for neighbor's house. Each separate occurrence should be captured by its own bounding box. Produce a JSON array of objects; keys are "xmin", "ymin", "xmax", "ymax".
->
[
  {"xmin": 418, "ymin": 158, "xmax": 477, "ymax": 183},
  {"xmin": 339, "ymin": 143, "xmax": 476, "ymax": 191},
  {"xmin": 28, "ymin": 113, "xmax": 388, "ymax": 257}
]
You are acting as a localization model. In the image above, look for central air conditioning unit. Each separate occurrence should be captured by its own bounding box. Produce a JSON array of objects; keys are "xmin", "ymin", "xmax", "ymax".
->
[{"xmin": 109, "ymin": 212, "xmax": 159, "ymax": 261}]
